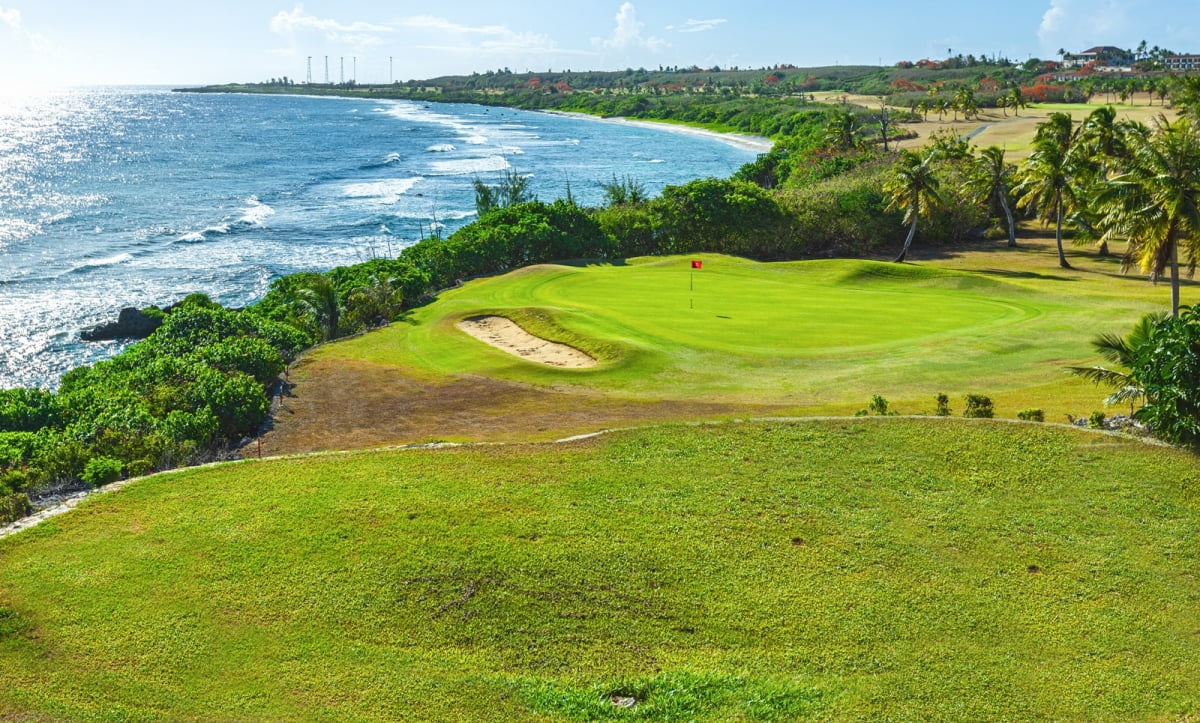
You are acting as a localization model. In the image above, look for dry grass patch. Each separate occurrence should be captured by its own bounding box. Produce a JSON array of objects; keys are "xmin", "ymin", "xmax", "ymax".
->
[{"xmin": 260, "ymin": 357, "xmax": 793, "ymax": 454}]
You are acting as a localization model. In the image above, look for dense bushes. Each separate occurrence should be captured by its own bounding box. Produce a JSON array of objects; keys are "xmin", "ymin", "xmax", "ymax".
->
[{"xmin": 0, "ymin": 302, "xmax": 303, "ymax": 506}]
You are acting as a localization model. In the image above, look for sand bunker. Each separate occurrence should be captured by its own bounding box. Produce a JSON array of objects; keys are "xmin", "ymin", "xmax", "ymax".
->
[{"xmin": 457, "ymin": 315, "xmax": 597, "ymax": 368}]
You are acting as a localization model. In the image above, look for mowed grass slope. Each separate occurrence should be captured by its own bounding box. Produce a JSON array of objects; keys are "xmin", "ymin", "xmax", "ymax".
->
[
  {"xmin": 2, "ymin": 420, "xmax": 1199, "ymax": 720},
  {"xmin": 314, "ymin": 248, "xmax": 1190, "ymax": 422}
]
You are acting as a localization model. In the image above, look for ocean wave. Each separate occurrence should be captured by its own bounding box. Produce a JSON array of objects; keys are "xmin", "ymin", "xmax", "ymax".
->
[
  {"xmin": 388, "ymin": 209, "xmax": 477, "ymax": 221},
  {"xmin": 66, "ymin": 252, "xmax": 134, "ymax": 275},
  {"xmin": 360, "ymin": 152, "xmax": 403, "ymax": 170},
  {"xmin": 341, "ymin": 177, "xmax": 422, "ymax": 205},
  {"xmin": 174, "ymin": 197, "xmax": 273, "ymax": 243},
  {"xmin": 428, "ymin": 155, "xmax": 510, "ymax": 176},
  {"xmin": 238, "ymin": 196, "xmax": 275, "ymax": 226},
  {"xmin": 425, "ymin": 144, "xmax": 456, "ymax": 153},
  {"xmin": 463, "ymin": 134, "xmax": 488, "ymax": 145}
]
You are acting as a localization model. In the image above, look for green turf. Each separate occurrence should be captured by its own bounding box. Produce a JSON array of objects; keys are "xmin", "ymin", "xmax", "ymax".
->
[
  {"xmin": 323, "ymin": 253, "xmax": 1187, "ymax": 417},
  {"xmin": 1, "ymin": 420, "xmax": 1198, "ymax": 720}
]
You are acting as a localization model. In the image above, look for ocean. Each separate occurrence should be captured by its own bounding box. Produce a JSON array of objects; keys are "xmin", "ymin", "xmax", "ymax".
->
[{"xmin": 0, "ymin": 87, "xmax": 759, "ymax": 390}]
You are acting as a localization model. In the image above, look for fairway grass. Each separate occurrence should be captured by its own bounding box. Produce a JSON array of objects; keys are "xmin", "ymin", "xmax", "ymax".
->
[
  {"xmin": 897, "ymin": 101, "xmax": 1179, "ymax": 160},
  {"xmin": 1, "ymin": 420, "xmax": 1198, "ymax": 720}
]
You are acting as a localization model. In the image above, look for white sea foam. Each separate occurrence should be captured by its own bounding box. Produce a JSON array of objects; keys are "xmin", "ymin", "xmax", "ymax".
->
[
  {"xmin": 390, "ymin": 209, "xmax": 476, "ymax": 221},
  {"xmin": 425, "ymin": 144, "xmax": 456, "ymax": 152},
  {"xmin": 463, "ymin": 134, "xmax": 488, "ymax": 145},
  {"xmin": 342, "ymin": 177, "xmax": 422, "ymax": 204},
  {"xmin": 238, "ymin": 197, "xmax": 275, "ymax": 226},
  {"xmin": 428, "ymin": 155, "xmax": 510, "ymax": 176},
  {"xmin": 382, "ymin": 152, "xmax": 402, "ymax": 164}
]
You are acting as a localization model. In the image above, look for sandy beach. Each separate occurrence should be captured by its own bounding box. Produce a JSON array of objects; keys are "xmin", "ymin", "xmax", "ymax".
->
[{"xmin": 544, "ymin": 110, "xmax": 775, "ymax": 154}]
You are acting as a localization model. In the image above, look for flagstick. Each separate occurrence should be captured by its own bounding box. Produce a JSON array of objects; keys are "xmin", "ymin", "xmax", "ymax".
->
[{"xmin": 690, "ymin": 270, "xmax": 694, "ymax": 309}]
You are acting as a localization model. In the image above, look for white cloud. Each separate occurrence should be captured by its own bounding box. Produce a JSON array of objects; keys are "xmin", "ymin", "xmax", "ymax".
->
[
  {"xmin": 667, "ymin": 18, "xmax": 727, "ymax": 34},
  {"xmin": 593, "ymin": 3, "xmax": 666, "ymax": 53},
  {"xmin": 0, "ymin": 5, "xmax": 50, "ymax": 54},
  {"xmin": 396, "ymin": 16, "xmax": 512, "ymax": 36},
  {"xmin": 269, "ymin": 10, "xmax": 589, "ymax": 61},
  {"xmin": 0, "ymin": 5, "xmax": 20, "ymax": 29},
  {"xmin": 400, "ymin": 15, "xmax": 573, "ymax": 56},
  {"xmin": 269, "ymin": 5, "xmax": 392, "ymax": 52},
  {"xmin": 1038, "ymin": 0, "xmax": 1132, "ymax": 52}
]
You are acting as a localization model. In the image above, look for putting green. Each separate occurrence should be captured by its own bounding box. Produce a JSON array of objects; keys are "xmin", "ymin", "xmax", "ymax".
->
[{"xmin": 495, "ymin": 259, "xmax": 1034, "ymax": 355}]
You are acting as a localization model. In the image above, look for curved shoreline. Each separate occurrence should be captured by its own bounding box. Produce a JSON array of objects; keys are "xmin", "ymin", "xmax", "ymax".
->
[{"xmin": 542, "ymin": 109, "xmax": 774, "ymax": 153}]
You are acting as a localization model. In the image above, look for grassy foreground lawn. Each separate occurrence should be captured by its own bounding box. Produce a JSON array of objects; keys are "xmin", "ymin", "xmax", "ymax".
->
[
  {"xmin": 311, "ymin": 247, "xmax": 1191, "ymax": 427},
  {"xmin": 1, "ymin": 419, "xmax": 1198, "ymax": 720}
]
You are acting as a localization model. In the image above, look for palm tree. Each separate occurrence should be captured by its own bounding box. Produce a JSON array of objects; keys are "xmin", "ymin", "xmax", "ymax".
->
[
  {"xmin": 824, "ymin": 108, "xmax": 863, "ymax": 150},
  {"xmin": 916, "ymin": 99, "xmax": 930, "ymax": 121},
  {"xmin": 1172, "ymin": 75, "xmax": 1200, "ymax": 120},
  {"xmin": 1076, "ymin": 106, "xmax": 1143, "ymax": 256},
  {"xmin": 346, "ymin": 274, "xmax": 403, "ymax": 329},
  {"xmin": 967, "ymin": 146, "xmax": 1018, "ymax": 247},
  {"xmin": 885, "ymin": 149, "xmax": 943, "ymax": 263},
  {"xmin": 1097, "ymin": 116, "xmax": 1200, "ymax": 316},
  {"xmin": 1066, "ymin": 312, "xmax": 1166, "ymax": 413},
  {"xmin": 1014, "ymin": 113, "xmax": 1080, "ymax": 269},
  {"xmin": 297, "ymin": 275, "xmax": 342, "ymax": 342},
  {"xmin": 1008, "ymin": 87, "xmax": 1025, "ymax": 117}
]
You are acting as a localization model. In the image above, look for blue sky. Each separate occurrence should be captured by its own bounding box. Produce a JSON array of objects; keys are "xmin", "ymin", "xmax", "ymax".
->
[{"xmin": 1, "ymin": 0, "xmax": 1199, "ymax": 87}]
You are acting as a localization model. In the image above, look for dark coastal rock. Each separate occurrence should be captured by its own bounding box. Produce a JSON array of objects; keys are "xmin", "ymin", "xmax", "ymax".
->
[{"xmin": 80, "ymin": 307, "xmax": 163, "ymax": 342}]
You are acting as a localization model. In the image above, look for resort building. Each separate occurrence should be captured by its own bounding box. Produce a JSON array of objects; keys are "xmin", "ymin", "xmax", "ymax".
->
[
  {"xmin": 1063, "ymin": 46, "xmax": 1134, "ymax": 69},
  {"xmin": 1164, "ymin": 54, "xmax": 1200, "ymax": 72}
]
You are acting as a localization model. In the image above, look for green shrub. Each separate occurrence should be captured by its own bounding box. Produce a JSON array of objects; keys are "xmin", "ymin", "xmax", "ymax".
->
[
  {"xmin": 935, "ymin": 393, "xmax": 951, "ymax": 416},
  {"xmin": 963, "ymin": 394, "xmax": 994, "ymax": 419},
  {"xmin": 1088, "ymin": 411, "xmax": 1107, "ymax": 429},
  {"xmin": 81, "ymin": 456, "xmax": 123, "ymax": 486},
  {"xmin": 124, "ymin": 458, "xmax": 154, "ymax": 478},
  {"xmin": 1017, "ymin": 408, "xmax": 1045, "ymax": 422},
  {"xmin": 868, "ymin": 395, "xmax": 889, "ymax": 415},
  {"xmin": 0, "ymin": 492, "xmax": 31, "ymax": 525},
  {"xmin": 1130, "ymin": 306, "xmax": 1200, "ymax": 446}
]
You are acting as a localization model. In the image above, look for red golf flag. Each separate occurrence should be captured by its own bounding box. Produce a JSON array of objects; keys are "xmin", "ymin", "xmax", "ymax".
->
[{"xmin": 691, "ymin": 260, "xmax": 702, "ymax": 269}]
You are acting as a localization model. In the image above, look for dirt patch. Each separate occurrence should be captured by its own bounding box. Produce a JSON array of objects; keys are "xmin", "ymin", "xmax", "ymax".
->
[
  {"xmin": 256, "ymin": 357, "xmax": 793, "ymax": 456},
  {"xmin": 456, "ymin": 315, "xmax": 597, "ymax": 368}
]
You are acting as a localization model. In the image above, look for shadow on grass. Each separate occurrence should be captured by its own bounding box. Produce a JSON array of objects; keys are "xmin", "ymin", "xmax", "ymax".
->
[{"xmin": 971, "ymin": 268, "xmax": 1077, "ymax": 282}]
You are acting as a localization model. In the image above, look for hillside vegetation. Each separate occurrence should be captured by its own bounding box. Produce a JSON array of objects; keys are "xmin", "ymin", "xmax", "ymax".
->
[{"xmin": 2, "ymin": 420, "xmax": 1199, "ymax": 720}]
